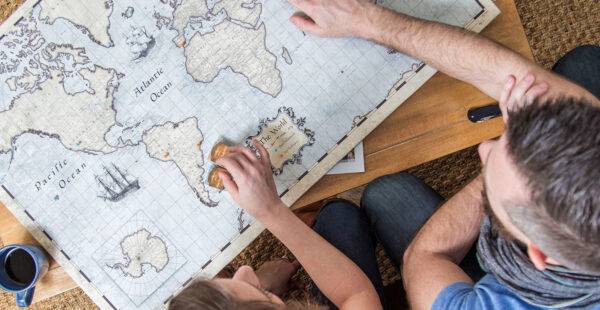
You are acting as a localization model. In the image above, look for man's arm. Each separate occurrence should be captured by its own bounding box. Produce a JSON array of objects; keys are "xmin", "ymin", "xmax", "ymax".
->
[
  {"xmin": 402, "ymin": 175, "xmax": 484, "ymax": 309},
  {"xmin": 402, "ymin": 73, "xmax": 549, "ymax": 308},
  {"xmin": 288, "ymin": 0, "xmax": 599, "ymax": 104}
]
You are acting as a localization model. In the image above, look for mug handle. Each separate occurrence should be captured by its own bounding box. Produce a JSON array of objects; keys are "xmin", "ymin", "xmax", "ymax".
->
[{"xmin": 16, "ymin": 286, "xmax": 35, "ymax": 307}]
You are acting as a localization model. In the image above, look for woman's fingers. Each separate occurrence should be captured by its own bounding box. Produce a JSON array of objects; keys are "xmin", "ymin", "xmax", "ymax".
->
[
  {"xmin": 229, "ymin": 146, "xmax": 259, "ymax": 163},
  {"xmin": 217, "ymin": 153, "xmax": 255, "ymax": 184},
  {"xmin": 253, "ymin": 139, "xmax": 272, "ymax": 168},
  {"xmin": 216, "ymin": 156, "xmax": 244, "ymax": 180},
  {"xmin": 219, "ymin": 171, "xmax": 238, "ymax": 195},
  {"xmin": 230, "ymin": 153, "xmax": 255, "ymax": 173},
  {"xmin": 214, "ymin": 142, "xmax": 275, "ymax": 204}
]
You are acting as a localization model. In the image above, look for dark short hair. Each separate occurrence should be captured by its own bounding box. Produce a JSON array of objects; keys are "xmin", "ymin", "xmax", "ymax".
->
[{"xmin": 505, "ymin": 97, "xmax": 600, "ymax": 273}]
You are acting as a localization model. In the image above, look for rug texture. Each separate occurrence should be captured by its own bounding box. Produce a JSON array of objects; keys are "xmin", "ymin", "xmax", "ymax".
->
[{"xmin": 0, "ymin": 0, "xmax": 598, "ymax": 308}]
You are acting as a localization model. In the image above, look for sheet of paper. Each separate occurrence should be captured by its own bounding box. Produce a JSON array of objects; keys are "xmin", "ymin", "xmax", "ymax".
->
[{"xmin": 327, "ymin": 142, "xmax": 365, "ymax": 175}]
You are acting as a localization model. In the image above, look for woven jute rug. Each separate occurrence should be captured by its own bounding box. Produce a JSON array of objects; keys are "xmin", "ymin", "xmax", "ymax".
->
[{"xmin": 1, "ymin": 0, "xmax": 599, "ymax": 308}]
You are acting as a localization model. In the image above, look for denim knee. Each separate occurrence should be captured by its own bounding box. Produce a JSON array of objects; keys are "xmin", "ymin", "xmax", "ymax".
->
[
  {"xmin": 553, "ymin": 45, "xmax": 600, "ymax": 99},
  {"xmin": 553, "ymin": 45, "xmax": 600, "ymax": 74},
  {"xmin": 361, "ymin": 172, "xmax": 423, "ymax": 215},
  {"xmin": 314, "ymin": 200, "xmax": 362, "ymax": 229},
  {"xmin": 561, "ymin": 45, "xmax": 600, "ymax": 63}
]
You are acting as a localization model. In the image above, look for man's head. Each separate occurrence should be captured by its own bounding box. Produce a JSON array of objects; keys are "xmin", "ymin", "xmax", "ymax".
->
[{"xmin": 479, "ymin": 97, "xmax": 600, "ymax": 273}]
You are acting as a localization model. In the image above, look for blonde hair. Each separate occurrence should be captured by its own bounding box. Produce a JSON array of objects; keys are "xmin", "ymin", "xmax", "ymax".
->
[{"xmin": 168, "ymin": 280, "xmax": 325, "ymax": 310}]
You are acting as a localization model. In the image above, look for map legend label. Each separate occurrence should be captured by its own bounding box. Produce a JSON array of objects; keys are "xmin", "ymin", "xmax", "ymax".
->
[{"xmin": 253, "ymin": 107, "xmax": 315, "ymax": 174}]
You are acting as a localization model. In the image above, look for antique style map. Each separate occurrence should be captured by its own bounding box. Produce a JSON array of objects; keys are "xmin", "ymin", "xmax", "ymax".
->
[{"xmin": 0, "ymin": 0, "xmax": 499, "ymax": 308}]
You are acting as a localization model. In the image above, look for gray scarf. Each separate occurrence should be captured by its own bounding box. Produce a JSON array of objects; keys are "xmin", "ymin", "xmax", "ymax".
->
[{"xmin": 476, "ymin": 216, "xmax": 600, "ymax": 308}]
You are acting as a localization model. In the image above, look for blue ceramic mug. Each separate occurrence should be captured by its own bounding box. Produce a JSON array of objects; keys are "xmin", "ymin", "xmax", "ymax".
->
[{"xmin": 0, "ymin": 244, "xmax": 49, "ymax": 307}]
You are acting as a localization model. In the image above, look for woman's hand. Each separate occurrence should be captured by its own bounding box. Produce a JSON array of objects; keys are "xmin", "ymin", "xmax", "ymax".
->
[
  {"xmin": 217, "ymin": 141, "xmax": 383, "ymax": 309},
  {"xmin": 216, "ymin": 140, "xmax": 283, "ymax": 220}
]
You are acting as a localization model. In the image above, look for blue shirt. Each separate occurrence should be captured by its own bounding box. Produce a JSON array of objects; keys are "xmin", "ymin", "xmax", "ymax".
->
[{"xmin": 432, "ymin": 274, "xmax": 600, "ymax": 310}]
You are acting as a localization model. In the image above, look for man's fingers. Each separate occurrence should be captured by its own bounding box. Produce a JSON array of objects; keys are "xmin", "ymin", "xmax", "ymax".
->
[
  {"xmin": 229, "ymin": 146, "xmax": 259, "ymax": 163},
  {"xmin": 499, "ymin": 75, "xmax": 516, "ymax": 118},
  {"xmin": 500, "ymin": 75, "xmax": 515, "ymax": 104},
  {"xmin": 511, "ymin": 74, "xmax": 536, "ymax": 104},
  {"xmin": 220, "ymin": 171, "xmax": 238, "ymax": 195},
  {"xmin": 287, "ymin": 0, "xmax": 314, "ymax": 14},
  {"xmin": 289, "ymin": 13, "xmax": 321, "ymax": 35},
  {"xmin": 525, "ymin": 82, "xmax": 549, "ymax": 104}
]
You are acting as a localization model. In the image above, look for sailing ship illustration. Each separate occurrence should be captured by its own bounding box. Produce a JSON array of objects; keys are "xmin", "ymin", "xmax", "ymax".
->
[{"xmin": 96, "ymin": 164, "xmax": 140, "ymax": 202}]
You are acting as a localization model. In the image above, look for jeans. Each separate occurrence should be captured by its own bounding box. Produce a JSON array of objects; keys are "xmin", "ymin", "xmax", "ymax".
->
[
  {"xmin": 309, "ymin": 46, "xmax": 600, "ymax": 309},
  {"xmin": 552, "ymin": 45, "xmax": 600, "ymax": 100},
  {"xmin": 311, "ymin": 173, "xmax": 478, "ymax": 309}
]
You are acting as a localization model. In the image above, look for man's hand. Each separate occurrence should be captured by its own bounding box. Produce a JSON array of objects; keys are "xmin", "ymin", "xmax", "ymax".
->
[
  {"xmin": 499, "ymin": 73, "xmax": 549, "ymax": 121},
  {"xmin": 288, "ymin": 0, "xmax": 378, "ymax": 38},
  {"xmin": 216, "ymin": 140, "xmax": 282, "ymax": 220}
]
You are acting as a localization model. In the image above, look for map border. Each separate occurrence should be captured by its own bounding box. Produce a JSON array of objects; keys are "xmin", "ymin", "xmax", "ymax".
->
[{"xmin": 0, "ymin": 0, "xmax": 500, "ymax": 309}]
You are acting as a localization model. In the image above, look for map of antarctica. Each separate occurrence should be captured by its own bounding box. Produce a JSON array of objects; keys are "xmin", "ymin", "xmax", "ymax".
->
[{"xmin": 0, "ymin": 0, "xmax": 498, "ymax": 309}]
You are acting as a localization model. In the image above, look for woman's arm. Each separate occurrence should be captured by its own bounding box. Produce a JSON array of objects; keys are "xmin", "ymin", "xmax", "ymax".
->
[{"xmin": 216, "ymin": 142, "xmax": 381, "ymax": 310}]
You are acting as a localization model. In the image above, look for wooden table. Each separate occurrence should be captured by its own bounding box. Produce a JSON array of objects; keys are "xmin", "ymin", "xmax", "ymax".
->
[{"xmin": 0, "ymin": 0, "xmax": 532, "ymax": 303}]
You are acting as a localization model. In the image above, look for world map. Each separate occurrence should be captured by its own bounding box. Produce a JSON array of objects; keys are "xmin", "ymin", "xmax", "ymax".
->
[{"xmin": 0, "ymin": 0, "xmax": 498, "ymax": 309}]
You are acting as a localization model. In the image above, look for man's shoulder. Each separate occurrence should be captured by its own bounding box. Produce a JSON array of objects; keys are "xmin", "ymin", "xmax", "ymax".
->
[{"xmin": 432, "ymin": 274, "xmax": 543, "ymax": 310}]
